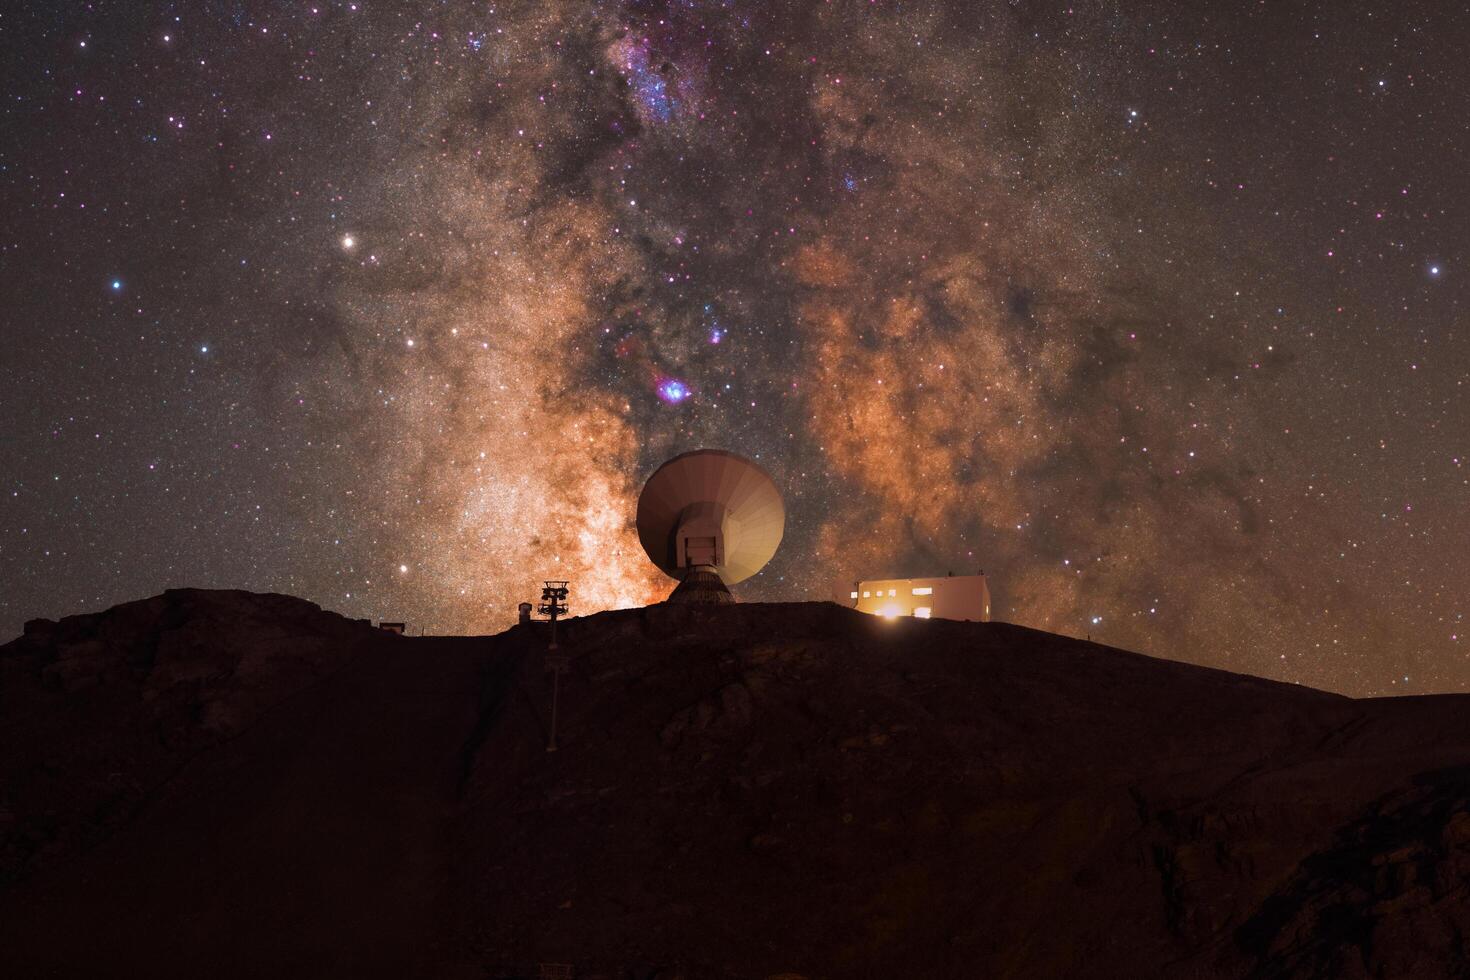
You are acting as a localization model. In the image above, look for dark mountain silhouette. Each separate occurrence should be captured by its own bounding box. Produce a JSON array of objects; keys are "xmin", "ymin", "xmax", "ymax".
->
[{"xmin": 2, "ymin": 589, "xmax": 1469, "ymax": 978}]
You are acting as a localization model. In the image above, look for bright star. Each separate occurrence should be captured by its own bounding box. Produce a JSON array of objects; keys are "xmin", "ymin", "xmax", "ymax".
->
[
  {"xmin": 110, "ymin": 280, "xmax": 122, "ymax": 291},
  {"xmin": 341, "ymin": 234, "xmax": 355, "ymax": 249}
]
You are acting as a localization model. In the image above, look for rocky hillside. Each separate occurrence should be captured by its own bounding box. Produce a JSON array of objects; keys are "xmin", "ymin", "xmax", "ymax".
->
[{"xmin": 2, "ymin": 591, "xmax": 1468, "ymax": 978}]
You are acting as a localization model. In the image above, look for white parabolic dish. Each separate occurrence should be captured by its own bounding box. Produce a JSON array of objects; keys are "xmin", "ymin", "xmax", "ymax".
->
[{"xmin": 635, "ymin": 449, "xmax": 785, "ymax": 585}]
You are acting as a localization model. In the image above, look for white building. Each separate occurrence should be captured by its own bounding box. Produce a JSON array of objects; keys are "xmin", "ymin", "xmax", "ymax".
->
[{"xmin": 849, "ymin": 574, "xmax": 991, "ymax": 622}]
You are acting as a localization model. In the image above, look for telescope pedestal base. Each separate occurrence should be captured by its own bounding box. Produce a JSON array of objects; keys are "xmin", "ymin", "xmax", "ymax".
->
[{"xmin": 666, "ymin": 565, "xmax": 735, "ymax": 604}]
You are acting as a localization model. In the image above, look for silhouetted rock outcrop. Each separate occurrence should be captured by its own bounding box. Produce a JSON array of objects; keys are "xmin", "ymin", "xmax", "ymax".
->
[{"xmin": 2, "ymin": 591, "xmax": 1468, "ymax": 978}]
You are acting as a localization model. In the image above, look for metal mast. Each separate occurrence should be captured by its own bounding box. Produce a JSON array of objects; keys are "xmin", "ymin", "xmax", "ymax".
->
[{"xmin": 538, "ymin": 581, "xmax": 570, "ymax": 752}]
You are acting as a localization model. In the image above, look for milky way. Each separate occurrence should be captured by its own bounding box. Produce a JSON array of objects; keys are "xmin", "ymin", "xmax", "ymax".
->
[{"xmin": 4, "ymin": 2, "xmax": 1468, "ymax": 695}]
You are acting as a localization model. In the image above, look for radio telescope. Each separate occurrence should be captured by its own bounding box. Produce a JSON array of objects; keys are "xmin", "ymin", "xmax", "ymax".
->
[{"xmin": 635, "ymin": 449, "xmax": 785, "ymax": 603}]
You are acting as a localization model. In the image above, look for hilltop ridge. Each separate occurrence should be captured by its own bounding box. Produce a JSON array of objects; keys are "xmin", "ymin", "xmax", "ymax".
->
[{"xmin": 3, "ymin": 590, "xmax": 1469, "ymax": 978}]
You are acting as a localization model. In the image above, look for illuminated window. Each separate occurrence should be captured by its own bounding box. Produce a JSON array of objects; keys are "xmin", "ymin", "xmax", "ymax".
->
[
  {"xmin": 862, "ymin": 591, "xmax": 871, "ymax": 598},
  {"xmin": 850, "ymin": 591, "xmax": 858, "ymax": 599},
  {"xmin": 888, "ymin": 589, "xmax": 897, "ymax": 597},
  {"xmin": 912, "ymin": 587, "xmax": 933, "ymax": 596},
  {"xmin": 915, "ymin": 607, "xmax": 932, "ymax": 619},
  {"xmin": 880, "ymin": 603, "xmax": 901, "ymax": 619}
]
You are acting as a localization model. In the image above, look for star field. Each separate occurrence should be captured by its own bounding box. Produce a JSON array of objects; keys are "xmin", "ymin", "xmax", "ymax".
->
[{"xmin": 1, "ymin": 1, "xmax": 1467, "ymax": 696}]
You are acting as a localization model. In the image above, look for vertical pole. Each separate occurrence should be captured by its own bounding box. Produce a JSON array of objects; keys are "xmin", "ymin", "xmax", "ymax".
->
[
  {"xmin": 547, "ymin": 669, "xmax": 561, "ymax": 753},
  {"xmin": 539, "ymin": 581, "xmax": 569, "ymax": 754}
]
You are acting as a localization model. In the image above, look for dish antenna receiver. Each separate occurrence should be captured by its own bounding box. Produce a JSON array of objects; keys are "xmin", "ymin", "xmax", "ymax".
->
[{"xmin": 636, "ymin": 449, "xmax": 785, "ymax": 603}]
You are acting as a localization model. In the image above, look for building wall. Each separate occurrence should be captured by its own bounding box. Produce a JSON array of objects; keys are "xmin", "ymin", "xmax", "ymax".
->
[{"xmin": 848, "ymin": 575, "xmax": 991, "ymax": 622}]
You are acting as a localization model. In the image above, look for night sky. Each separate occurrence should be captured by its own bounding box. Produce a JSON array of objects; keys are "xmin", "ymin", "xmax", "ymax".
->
[{"xmin": 3, "ymin": 2, "xmax": 1466, "ymax": 695}]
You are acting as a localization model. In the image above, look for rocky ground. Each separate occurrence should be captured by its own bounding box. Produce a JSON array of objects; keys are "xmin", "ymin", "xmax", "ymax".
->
[{"xmin": 2, "ymin": 590, "xmax": 1468, "ymax": 978}]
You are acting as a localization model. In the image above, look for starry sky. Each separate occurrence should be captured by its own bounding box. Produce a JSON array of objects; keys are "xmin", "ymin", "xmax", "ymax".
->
[{"xmin": 2, "ymin": 1, "xmax": 1467, "ymax": 695}]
